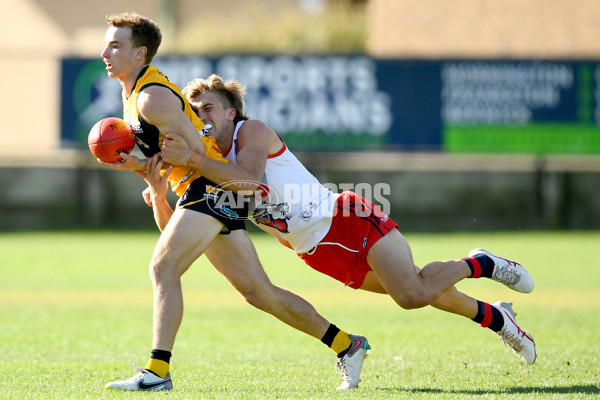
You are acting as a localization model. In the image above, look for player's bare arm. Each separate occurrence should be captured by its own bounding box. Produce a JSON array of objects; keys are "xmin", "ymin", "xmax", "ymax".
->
[
  {"xmin": 98, "ymin": 87, "xmax": 206, "ymax": 172},
  {"xmin": 136, "ymin": 154, "xmax": 173, "ymax": 231},
  {"xmin": 162, "ymin": 120, "xmax": 277, "ymax": 192},
  {"xmin": 137, "ymin": 86, "xmax": 207, "ymax": 156}
]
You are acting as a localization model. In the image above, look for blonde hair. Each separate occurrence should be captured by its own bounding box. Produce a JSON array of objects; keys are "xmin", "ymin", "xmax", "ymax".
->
[
  {"xmin": 183, "ymin": 74, "xmax": 249, "ymax": 123},
  {"xmin": 106, "ymin": 12, "xmax": 162, "ymax": 64}
]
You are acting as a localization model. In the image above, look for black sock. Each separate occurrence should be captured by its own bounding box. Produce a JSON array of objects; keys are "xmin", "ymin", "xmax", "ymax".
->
[
  {"xmin": 320, "ymin": 324, "xmax": 340, "ymax": 347},
  {"xmin": 150, "ymin": 349, "xmax": 172, "ymax": 363},
  {"xmin": 472, "ymin": 301, "xmax": 504, "ymax": 332},
  {"xmin": 464, "ymin": 255, "xmax": 495, "ymax": 278}
]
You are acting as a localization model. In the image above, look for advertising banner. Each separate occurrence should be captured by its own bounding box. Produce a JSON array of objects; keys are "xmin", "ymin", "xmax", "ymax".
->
[
  {"xmin": 61, "ymin": 56, "xmax": 600, "ymax": 154},
  {"xmin": 442, "ymin": 61, "xmax": 599, "ymax": 154}
]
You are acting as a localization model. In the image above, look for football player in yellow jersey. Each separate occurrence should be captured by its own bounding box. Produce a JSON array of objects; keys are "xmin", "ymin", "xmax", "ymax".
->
[{"xmin": 98, "ymin": 12, "xmax": 365, "ymax": 392}]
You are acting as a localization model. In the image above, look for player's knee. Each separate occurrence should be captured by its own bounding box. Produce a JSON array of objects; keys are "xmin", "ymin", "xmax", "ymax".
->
[
  {"xmin": 148, "ymin": 259, "xmax": 179, "ymax": 286},
  {"xmin": 233, "ymin": 281, "xmax": 266, "ymax": 307},
  {"xmin": 241, "ymin": 289, "xmax": 271, "ymax": 312},
  {"xmin": 393, "ymin": 289, "xmax": 431, "ymax": 310},
  {"xmin": 149, "ymin": 266, "xmax": 167, "ymax": 287},
  {"xmin": 244, "ymin": 283, "xmax": 285, "ymax": 314}
]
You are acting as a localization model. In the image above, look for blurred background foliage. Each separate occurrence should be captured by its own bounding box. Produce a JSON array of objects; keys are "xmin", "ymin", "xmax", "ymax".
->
[{"xmin": 166, "ymin": 0, "xmax": 367, "ymax": 54}]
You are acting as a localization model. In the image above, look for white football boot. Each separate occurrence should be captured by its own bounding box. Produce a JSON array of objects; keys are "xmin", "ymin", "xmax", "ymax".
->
[
  {"xmin": 105, "ymin": 361, "xmax": 173, "ymax": 391},
  {"xmin": 336, "ymin": 334, "xmax": 370, "ymax": 390},
  {"xmin": 493, "ymin": 301, "xmax": 536, "ymax": 364},
  {"xmin": 469, "ymin": 249, "xmax": 534, "ymax": 293}
]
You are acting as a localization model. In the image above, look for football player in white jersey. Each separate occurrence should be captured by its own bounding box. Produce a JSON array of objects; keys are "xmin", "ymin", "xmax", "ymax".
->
[{"xmin": 156, "ymin": 74, "xmax": 537, "ymax": 375}]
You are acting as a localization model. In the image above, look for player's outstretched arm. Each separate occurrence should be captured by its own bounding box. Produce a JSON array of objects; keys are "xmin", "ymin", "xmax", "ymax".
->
[{"xmin": 161, "ymin": 120, "xmax": 272, "ymax": 192}]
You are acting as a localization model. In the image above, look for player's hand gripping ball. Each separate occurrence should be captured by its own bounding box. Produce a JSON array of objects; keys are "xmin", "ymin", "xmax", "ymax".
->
[{"xmin": 88, "ymin": 117, "xmax": 136, "ymax": 163}]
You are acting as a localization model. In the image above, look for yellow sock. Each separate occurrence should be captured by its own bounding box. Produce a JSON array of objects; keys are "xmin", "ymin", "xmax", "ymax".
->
[
  {"xmin": 145, "ymin": 358, "xmax": 170, "ymax": 378},
  {"xmin": 331, "ymin": 330, "xmax": 352, "ymax": 355}
]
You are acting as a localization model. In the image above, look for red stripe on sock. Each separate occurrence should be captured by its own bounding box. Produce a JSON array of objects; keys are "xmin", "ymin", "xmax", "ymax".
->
[
  {"xmin": 466, "ymin": 257, "xmax": 481, "ymax": 278},
  {"xmin": 480, "ymin": 302, "xmax": 493, "ymax": 328}
]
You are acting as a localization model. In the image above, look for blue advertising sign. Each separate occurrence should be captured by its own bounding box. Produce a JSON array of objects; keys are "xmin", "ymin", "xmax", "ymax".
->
[
  {"xmin": 61, "ymin": 56, "xmax": 600, "ymax": 154},
  {"xmin": 440, "ymin": 61, "xmax": 599, "ymax": 154},
  {"xmin": 61, "ymin": 55, "xmax": 400, "ymax": 152}
]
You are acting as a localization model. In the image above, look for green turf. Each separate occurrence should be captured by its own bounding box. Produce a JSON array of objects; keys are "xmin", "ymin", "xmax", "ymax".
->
[{"xmin": 0, "ymin": 230, "xmax": 598, "ymax": 399}]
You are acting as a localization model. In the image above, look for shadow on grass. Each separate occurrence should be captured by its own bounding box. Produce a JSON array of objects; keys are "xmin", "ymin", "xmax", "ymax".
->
[{"xmin": 376, "ymin": 384, "xmax": 600, "ymax": 395}]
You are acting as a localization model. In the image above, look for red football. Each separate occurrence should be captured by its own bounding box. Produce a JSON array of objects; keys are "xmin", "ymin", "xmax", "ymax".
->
[{"xmin": 88, "ymin": 117, "xmax": 136, "ymax": 163}]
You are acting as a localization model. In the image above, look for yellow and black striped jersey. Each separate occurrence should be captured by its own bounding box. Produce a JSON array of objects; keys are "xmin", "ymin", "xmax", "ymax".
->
[{"xmin": 122, "ymin": 65, "xmax": 226, "ymax": 197}]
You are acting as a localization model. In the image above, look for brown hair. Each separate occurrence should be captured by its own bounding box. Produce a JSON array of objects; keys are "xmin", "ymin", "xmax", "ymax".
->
[
  {"xmin": 183, "ymin": 74, "xmax": 249, "ymax": 123},
  {"xmin": 106, "ymin": 12, "xmax": 162, "ymax": 64}
]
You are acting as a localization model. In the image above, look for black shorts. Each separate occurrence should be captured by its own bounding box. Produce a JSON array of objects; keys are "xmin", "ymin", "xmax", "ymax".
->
[{"xmin": 177, "ymin": 176, "xmax": 247, "ymax": 234}]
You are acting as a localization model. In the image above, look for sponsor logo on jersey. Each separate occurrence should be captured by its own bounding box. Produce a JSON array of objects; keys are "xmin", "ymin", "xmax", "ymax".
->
[
  {"xmin": 206, "ymin": 185, "xmax": 224, "ymax": 195},
  {"xmin": 219, "ymin": 205, "xmax": 240, "ymax": 219},
  {"xmin": 125, "ymin": 119, "xmax": 150, "ymax": 150},
  {"xmin": 199, "ymin": 123, "xmax": 212, "ymax": 136},
  {"xmin": 299, "ymin": 201, "xmax": 319, "ymax": 222},
  {"xmin": 253, "ymin": 214, "xmax": 290, "ymax": 233},
  {"xmin": 252, "ymin": 202, "xmax": 291, "ymax": 233}
]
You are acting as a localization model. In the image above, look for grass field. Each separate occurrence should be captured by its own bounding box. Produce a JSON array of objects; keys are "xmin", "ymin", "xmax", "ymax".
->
[{"xmin": 0, "ymin": 230, "xmax": 598, "ymax": 399}]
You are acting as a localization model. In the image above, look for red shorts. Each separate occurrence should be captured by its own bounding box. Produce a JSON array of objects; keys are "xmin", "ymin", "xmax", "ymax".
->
[{"xmin": 297, "ymin": 191, "xmax": 398, "ymax": 289}]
